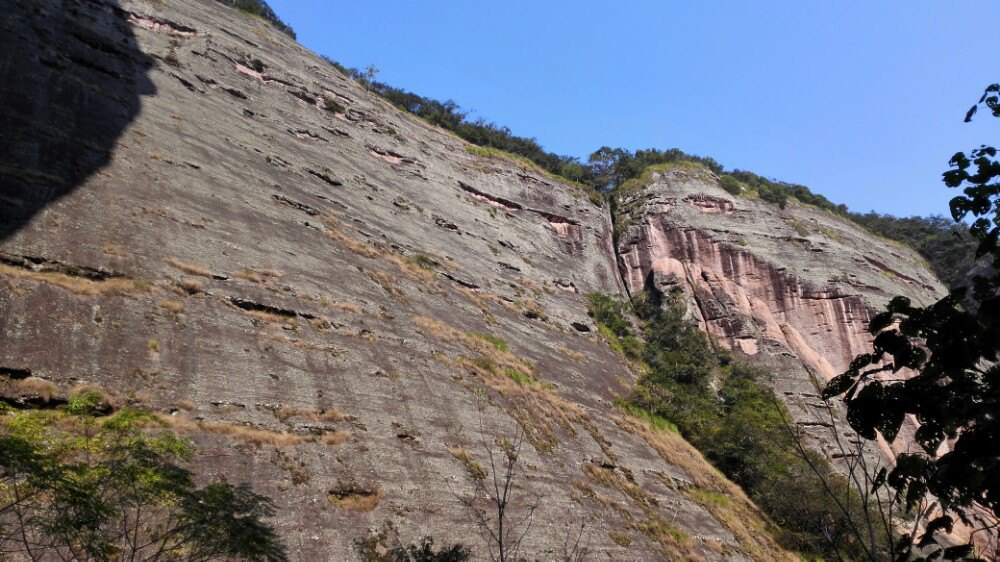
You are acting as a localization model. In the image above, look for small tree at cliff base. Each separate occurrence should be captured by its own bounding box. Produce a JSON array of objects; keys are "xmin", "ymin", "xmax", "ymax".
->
[{"xmin": 0, "ymin": 392, "xmax": 288, "ymax": 561}]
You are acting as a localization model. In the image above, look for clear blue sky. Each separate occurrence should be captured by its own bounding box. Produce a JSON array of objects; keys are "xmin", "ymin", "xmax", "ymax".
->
[{"xmin": 267, "ymin": 1, "xmax": 998, "ymax": 217}]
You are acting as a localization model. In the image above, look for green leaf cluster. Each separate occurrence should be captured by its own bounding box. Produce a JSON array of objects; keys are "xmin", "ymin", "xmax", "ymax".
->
[{"xmin": 828, "ymin": 83, "xmax": 1000, "ymax": 560}]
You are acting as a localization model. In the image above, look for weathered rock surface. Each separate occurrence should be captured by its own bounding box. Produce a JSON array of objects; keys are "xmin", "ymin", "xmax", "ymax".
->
[
  {"xmin": 614, "ymin": 166, "xmax": 946, "ymax": 462},
  {"xmin": 0, "ymin": 0, "xmax": 805, "ymax": 559}
]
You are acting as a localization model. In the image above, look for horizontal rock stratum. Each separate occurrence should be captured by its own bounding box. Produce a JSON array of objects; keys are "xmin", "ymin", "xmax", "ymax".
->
[{"xmin": 0, "ymin": 0, "xmax": 945, "ymax": 559}]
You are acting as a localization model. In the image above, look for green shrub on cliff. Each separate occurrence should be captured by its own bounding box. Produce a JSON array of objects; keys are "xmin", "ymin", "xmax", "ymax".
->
[
  {"xmin": 589, "ymin": 291, "xmax": 885, "ymax": 560},
  {"xmin": 586, "ymin": 293, "xmax": 643, "ymax": 361}
]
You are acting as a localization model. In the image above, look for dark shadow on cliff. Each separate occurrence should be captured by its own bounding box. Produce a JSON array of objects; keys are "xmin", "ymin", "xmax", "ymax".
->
[{"xmin": 0, "ymin": 0, "xmax": 155, "ymax": 241}]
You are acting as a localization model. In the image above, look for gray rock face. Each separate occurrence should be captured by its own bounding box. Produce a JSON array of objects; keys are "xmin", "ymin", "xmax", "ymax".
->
[
  {"xmin": 0, "ymin": 0, "xmax": 156, "ymax": 238},
  {"xmin": 614, "ymin": 166, "xmax": 946, "ymax": 462},
  {"xmin": 0, "ymin": 0, "xmax": 802, "ymax": 559}
]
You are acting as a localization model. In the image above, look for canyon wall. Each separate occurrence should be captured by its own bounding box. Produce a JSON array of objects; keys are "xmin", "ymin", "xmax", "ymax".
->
[
  {"xmin": 0, "ymin": 0, "xmax": 797, "ymax": 559},
  {"xmin": 614, "ymin": 166, "xmax": 946, "ymax": 462},
  {"xmin": 0, "ymin": 0, "xmax": 954, "ymax": 558}
]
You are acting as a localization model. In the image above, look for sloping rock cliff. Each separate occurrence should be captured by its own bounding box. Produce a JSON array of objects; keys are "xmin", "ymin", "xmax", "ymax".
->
[
  {"xmin": 0, "ymin": 0, "xmax": 798, "ymax": 559},
  {"xmin": 614, "ymin": 165, "xmax": 946, "ymax": 461}
]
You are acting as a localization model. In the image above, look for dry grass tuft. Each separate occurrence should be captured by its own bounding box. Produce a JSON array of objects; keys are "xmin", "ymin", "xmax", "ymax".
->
[
  {"xmin": 3, "ymin": 377, "xmax": 59, "ymax": 402},
  {"xmin": 309, "ymin": 316, "xmax": 332, "ymax": 331},
  {"xmin": 368, "ymin": 270, "xmax": 405, "ymax": 301},
  {"xmin": 179, "ymin": 279, "xmax": 204, "ymax": 294},
  {"xmin": 459, "ymin": 287, "xmax": 498, "ymax": 323},
  {"xmin": 102, "ymin": 243, "xmax": 127, "ymax": 257},
  {"xmin": 616, "ymin": 414, "xmax": 794, "ymax": 561},
  {"xmin": 165, "ymin": 259, "xmax": 213, "ymax": 278},
  {"xmin": 518, "ymin": 298, "xmax": 547, "ymax": 321},
  {"xmin": 609, "ymin": 531, "xmax": 633, "ymax": 547},
  {"xmin": 321, "ymin": 430, "xmax": 351, "ymax": 446},
  {"xmin": 331, "ymin": 301, "xmax": 360, "ymax": 314},
  {"xmin": 581, "ymin": 461, "xmax": 700, "ymax": 560},
  {"xmin": 159, "ymin": 414, "xmax": 309, "ymax": 448},
  {"xmin": 412, "ymin": 315, "xmax": 584, "ymax": 451},
  {"xmin": 328, "ymin": 485, "xmax": 383, "ymax": 512},
  {"xmin": 234, "ymin": 268, "xmax": 263, "ymax": 283},
  {"xmin": 449, "ymin": 447, "xmax": 486, "ymax": 481},
  {"xmin": 0, "ymin": 264, "xmax": 148, "ymax": 296},
  {"xmin": 321, "ymin": 212, "xmax": 382, "ymax": 259},
  {"xmin": 244, "ymin": 309, "xmax": 296, "ymax": 325},
  {"xmin": 157, "ymin": 300, "xmax": 184, "ymax": 314},
  {"xmin": 557, "ymin": 346, "xmax": 587, "ymax": 362},
  {"xmin": 385, "ymin": 254, "xmax": 436, "ymax": 284},
  {"xmin": 273, "ymin": 406, "xmax": 346, "ymax": 424},
  {"xmin": 175, "ymin": 400, "xmax": 197, "ymax": 411}
]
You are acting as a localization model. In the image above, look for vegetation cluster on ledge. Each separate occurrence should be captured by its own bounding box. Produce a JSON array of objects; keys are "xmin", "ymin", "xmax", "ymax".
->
[
  {"xmin": 215, "ymin": 0, "xmax": 296, "ymax": 39},
  {"xmin": 586, "ymin": 292, "xmax": 884, "ymax": 560}
]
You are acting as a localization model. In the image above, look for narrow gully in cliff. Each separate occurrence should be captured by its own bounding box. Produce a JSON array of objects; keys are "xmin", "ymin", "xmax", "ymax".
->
[{"xmin": 607, "ymin": 196, "xmax": 635, "ymax": 302}]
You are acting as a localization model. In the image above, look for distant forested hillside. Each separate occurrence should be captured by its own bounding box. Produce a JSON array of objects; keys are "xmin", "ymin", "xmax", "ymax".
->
[{"xmin": 845, "ymin": 213, "xmax": 976, "ymax": 287}]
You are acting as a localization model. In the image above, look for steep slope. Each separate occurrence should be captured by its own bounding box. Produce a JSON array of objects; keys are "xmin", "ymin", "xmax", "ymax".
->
[
  {"xmin": 614, "ymin": 164, "xmax": 946, "ymax": 462},
  {"xmin": 0, "ymin": 0, "xmax": 795, "ymax": 559}
]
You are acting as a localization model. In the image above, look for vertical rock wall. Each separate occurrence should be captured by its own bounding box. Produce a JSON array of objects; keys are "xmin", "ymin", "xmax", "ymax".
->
[{"xmin": 614, "ymin": 166, "xmax": 946, "ymax": 463}]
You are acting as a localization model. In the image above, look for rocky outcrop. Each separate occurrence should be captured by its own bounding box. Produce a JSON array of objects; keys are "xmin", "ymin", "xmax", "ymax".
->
[
  {"xmin": 614, "ymin": 166, "xmax": 946, "ymax": 462},
  {"xmin": 0, "ymin": 0, "xmax": 798, "ymax": 559}
]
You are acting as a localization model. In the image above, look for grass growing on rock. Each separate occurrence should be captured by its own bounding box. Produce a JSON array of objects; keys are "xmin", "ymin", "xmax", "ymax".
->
[
  {"xmin": 449, "ymin": 447, "xmax": 486, "ymax": 481},
  {"xmin": 0, "ymin": 263, "xmax": 149, "ymax": 296},
  {"xmin": 617, "ymin": 161, "xmax": 715, "ymax": 199},
  {"xmin": 165, "ymin": 258, "xmax": 213, "ymax": 278},
  {"xmin": 580, "ymin": 461, "xmax": 702, "ymax": 560},
  {"xmin": 413, "ymin": 315, "xmax": 585, "ymax": 451},
  {"xmin": 327, "ymin": 485, "xmax": 383, "ymax": 512},
  {"xmin": 159, "ymin": 414, "xmax": 310, "ymax": 449},
  {"xmin": 464, "ymin": 146, "xmax": 604, "ymax": 206},
  {"xmin": 272, "ymin": 406, "xmax": 346, "ymax": 424},
  {"xmin": 469, "ymin": 332, "xmax": 508, "ymax": 351},
  {"xmin": 618, "ymin": 402, "xmax": 677, "ymax": 433}
]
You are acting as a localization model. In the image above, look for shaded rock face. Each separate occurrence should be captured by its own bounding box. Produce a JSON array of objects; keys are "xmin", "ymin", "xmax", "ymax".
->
[
  {"xmin": 0, "ymin": 0, "xmax": 156, "ymax": 240},
  {"xmin": 0, "ymin": 0, "xmax": 797, "ymax": 559},
  {"xmin": 615, "ymin": 168, "xmax": 946, "ymax": 460}
]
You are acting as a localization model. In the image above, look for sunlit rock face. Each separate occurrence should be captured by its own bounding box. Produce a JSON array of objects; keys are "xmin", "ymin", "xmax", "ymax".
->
[
  {"xmin": 0, "ymin": 0, "xmax": 798, "ymax": 559},
  {"xmin": 0, "ymin": 0, "xmax": 957, "ymax": 556},
  {"xmin": 614, "ymin": 166, "xmax": 946, "ymax": 461}
]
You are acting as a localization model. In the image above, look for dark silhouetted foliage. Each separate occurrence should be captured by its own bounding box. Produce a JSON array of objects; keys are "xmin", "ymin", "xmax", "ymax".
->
[
  {"xmin": 827, "ymin": 83, "xmax": 1000, "ymax": 560},
  {"xmin": 354, "ymin": 521, "xmax": 471, "ymax": 561}
]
